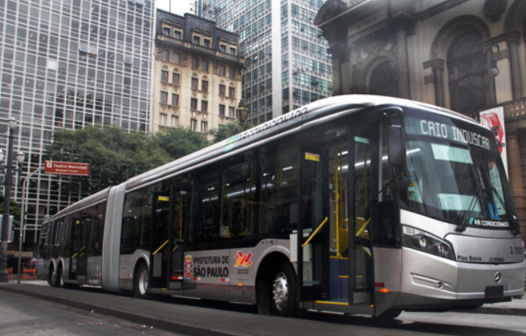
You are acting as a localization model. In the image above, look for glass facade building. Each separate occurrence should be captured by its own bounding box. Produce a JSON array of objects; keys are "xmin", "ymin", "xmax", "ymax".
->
[
  {"xmin": 199, "ymin": 0, "xmax": 332, "ymax": 125},
  {"xmin": 0, "ymin": 0, "xmax": 155, "ymax": 241}
]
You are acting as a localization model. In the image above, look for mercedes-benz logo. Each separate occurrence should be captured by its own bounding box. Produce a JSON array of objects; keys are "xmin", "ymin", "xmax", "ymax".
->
[{"xmin": 494, "ymin": 271, "xmax": 501, "ymax": 283}]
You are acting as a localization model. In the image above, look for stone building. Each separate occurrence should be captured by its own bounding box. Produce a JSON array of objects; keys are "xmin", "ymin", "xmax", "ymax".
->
[
  {"xmin": 315, "ymin": 0, "xmax": 526, "ymax": 240},
  {"xmin": 153, "ymin": 10, "xmax": 244, "ymax": 135}
]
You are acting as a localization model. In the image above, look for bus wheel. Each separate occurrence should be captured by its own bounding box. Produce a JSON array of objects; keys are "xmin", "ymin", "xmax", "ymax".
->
[
  {"xmin": 134, "ymin": 263, "xmax": 150, "ymax": 299},
  {"xmin": 374, "ymin": 309, "xmax": 402, "ymax": 321},
  {"xmin": 58, "ymin": 266, "xmax": 66, "ymax": 288},
  {"xmin": 48, "ymin": 266, "xmax": 58, "ymax": 287},
  {"xmin": 270, "ymin": 262, "xmax": 298, "ymax": 317}
]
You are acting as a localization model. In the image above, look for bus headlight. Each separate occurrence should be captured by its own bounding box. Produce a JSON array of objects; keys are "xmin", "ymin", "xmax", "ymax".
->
[{"xmin": 402, "ymin": 226, "xmax": 455, "ymax": 260}]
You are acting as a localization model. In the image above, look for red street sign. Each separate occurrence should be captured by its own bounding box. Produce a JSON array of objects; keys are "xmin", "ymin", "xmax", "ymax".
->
[{"xmin": 44, "ymin": 160, "xmax": 90, "ymax": 176}]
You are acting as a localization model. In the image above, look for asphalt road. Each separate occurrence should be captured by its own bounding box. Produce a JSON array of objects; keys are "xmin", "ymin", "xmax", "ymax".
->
[
  {"xmin": 1, "ymin": 283, "xmax": 526, "ymax": 336},
  {"xmin": 0, "ymin": 290, "xmax": 185, "ymax": 336}
]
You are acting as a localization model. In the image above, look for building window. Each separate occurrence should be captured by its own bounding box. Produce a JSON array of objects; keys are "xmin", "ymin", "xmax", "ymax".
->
[
  {"xmin": 163, "ymin": 27, "xmax": 171, "ymax": 36},
  {"xmin": 219, "ymin": 104, "xmax": 225, "ymax": 116},
  {"xmin": 229, "ymin": 106, "xmax": 235, "ymax": 118},
  {"xmin": 172, "ymin": 115, "xmax": 178, "ymax": 127},
  {"xmin": 220, "ymin": 44, "xmax": 226, "ymax": 53},
  {"xmin": 448, "ymin": 31, "xmax": 490, "ymax": 117},
  {"xmin": 172, "ymin": 94, "xmax": 179, "ymax": 106},
  {"xmin": 173, "ymin": 73, "xmax": 180, "ymax": 85},
  {"xmin": 191, "ymin": 78, "xmax": 198, "ymax": 90},
  {"xmin": 173, "ymin": 53, "xmax": 180, "ymax": 64},
  {"xmin": 191, "ymin": 119, "xmax": 197, "ymax": 131},
  {"xmin": 219, "ymin": 84, "xmax": 226, "ymax": 95},
  {"xmin": 202, "ymin": 60, "xmax": 209, "ymax": 72},
  {"xmin": 193, "ymin": 35, "xmax": 200, "ymax": 45},
  {"xmin": 369, "ymin": 61, "xmax": 398, "ymax": 97},
  {"xmin": 162, "ymin": 49, "xmax": 169, "ymax": 61},
  {"xmin": 201, "ymin": 121, "xmax": 208, "ymax": 133},
  {"xmin": 230, "ymin": 47, "xmax": 236, "ymax": 55},
  {"xmin": 174, "ymin": 30, "xmax": 182, "ymax": 39},
  {"xmin": 160, "ymin": 113, "xmax": 167, "ymax": 126},
  {"xmin": 229, "ymin": 67, "xmax": 235, "ymax": 79},
  {"xmin": 204, "ymin": 39, "xmax": 211, "ymax": 48},
  {"xmin": 229, "ymin": 87, "xmax": 235, "ymax": 98},
  {"xmin": 161, "ymin": 70, "xmax": 168, "ymax": 82},
  {"xmin": 160, "ymin": 91, "xmax": 168, "ymax": 104},
  {"xmin": 201, "ymin": 100, "xmax": 208, "ymax": 112},
  {"xmin": 191, "ymin": 98, "xmax": 198, "ymax": 110},
  {"xmin": 220, "ymin": 65, "xmax": 226, "ymax": 76},
  {"xmin": 192, "ymin": 57, "xmax": 199, "ymax": 69},
  {"xmin": 202, "ymin": 80, "xmax": 208, "ymax": 92}
]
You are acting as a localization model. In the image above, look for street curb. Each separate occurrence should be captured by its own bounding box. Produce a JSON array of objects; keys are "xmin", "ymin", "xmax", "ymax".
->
[
  {"xmin": 469, "ymin": 306, "xmax": 526, "ymax": 316},
  {"xmin": 0, "ymin": 284, "xmax": 240, "ymax": 336}
]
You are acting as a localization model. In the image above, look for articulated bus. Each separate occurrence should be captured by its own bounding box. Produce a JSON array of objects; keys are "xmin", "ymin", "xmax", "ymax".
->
[{"xmin": 40, "ymin": 95, "xmax": 525, "ymax": 319}]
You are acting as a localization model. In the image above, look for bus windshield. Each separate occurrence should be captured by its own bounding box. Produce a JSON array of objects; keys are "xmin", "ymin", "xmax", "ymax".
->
[{"xmin": 401, "ymin": 112, "xmax": 517, "ymax": 228}]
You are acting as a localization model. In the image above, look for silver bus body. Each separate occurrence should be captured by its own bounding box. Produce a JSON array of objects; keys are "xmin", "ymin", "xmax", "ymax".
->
[{"xmin": 40, "ymin": 95, "xmax": 525, "ymax": 317}]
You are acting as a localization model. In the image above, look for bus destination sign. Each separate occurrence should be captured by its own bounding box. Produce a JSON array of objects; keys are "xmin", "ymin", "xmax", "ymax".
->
[{"xmin": 45, "ymin": 160, "xmax": 90, "ymax": 176}]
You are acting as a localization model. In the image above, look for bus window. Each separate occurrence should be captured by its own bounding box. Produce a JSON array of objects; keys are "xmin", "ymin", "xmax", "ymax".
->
[
  {"xmin": 196, "ymin": 169, "xmax": 220, "ymax": 242},
  {"xmin": 121, "ymin": 189, "xmax": 151, "ymax": 254},
  {"xmin": 259, "ymin": 145, "xmax": 299, "ymax": 235},
  {"xmin": 222, "ymin": 152, "xmax": 256, "ymax": 239},
  {"xmin": 374, "ymin": 125, "xmax": 400, "ymax": 246}
]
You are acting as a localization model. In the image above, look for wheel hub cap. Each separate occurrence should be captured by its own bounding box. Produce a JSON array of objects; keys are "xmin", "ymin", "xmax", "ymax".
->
[{"xmin": 272, "ymin": 272, "xmax": 288, "ymax": 311}]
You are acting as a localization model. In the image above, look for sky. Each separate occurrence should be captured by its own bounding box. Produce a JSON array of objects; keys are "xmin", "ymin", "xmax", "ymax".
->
[{"xmin": 156, "ymin": 0, "xmax": 193, "ymax": 16}]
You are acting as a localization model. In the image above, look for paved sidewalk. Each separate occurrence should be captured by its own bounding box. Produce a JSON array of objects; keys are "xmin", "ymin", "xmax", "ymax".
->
[{"xmin": 0, "ymin": 281, "xmax": 525, "ymax": 336}]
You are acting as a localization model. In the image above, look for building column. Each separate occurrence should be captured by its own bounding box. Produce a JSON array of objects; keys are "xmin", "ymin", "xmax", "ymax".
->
[
  {"xmin": 507, "ymin": 130, "xmax": 526, "ymax": 239},
  {"xmin": 507, "ymin": 36, "xmax": 523, "ymax": 100},
  {"xmin": 395, "ymin": 22, "xmax": 411, "ymax": 99},
  {"xmin": 424, "ymin": 59, "xmax": 446, "ymax": 107},
  {"xmin": 485, "ymin": 47, "xmax": 498, "ymax": 106}
]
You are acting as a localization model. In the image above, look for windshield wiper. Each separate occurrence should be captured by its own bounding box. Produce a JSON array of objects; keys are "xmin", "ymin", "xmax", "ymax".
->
[
  {"xmin": 456, "ymin": 186, "xmax": 483, "ymax": 233},
  {"xmin": 489, "ymin": 187, "xmax": 521, "ymax": 235}
]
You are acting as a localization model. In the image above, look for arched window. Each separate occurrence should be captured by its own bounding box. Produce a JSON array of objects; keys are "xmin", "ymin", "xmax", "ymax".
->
[
  {"xmin": 448, "ymin": 31, "xmax": 490, "ymax": 117},
  {"xmin": 369, "ymin": 61, "xmax": 398, "ymax": 97}
]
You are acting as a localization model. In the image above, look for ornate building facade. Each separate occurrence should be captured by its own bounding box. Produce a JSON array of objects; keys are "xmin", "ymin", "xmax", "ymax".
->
[
  {"xmin": 315, "ymin": 0, "xmax": 526, "ymax": 240},
  {"xmin": 153, "ymin": 10, "xmax": 244, "ymax": 135}
]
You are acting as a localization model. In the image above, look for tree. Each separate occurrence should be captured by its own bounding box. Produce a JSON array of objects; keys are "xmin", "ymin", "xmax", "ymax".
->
[
  {"xmin": 0, "ymin": 195, "xmax": 21, "ymax": 227},
  {"xmin": 208, "ymin": 121, "xmax": 239, "ymax": 143},
  {"xmin": 45, "ymin": 126, "xmax": 171, "ymax": 196},
  {"xmin": 153, "ymin": 127, "xmax": 209, "ymax": 159}
]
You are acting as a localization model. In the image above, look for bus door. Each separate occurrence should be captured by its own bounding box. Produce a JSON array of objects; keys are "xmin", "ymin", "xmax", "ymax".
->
[
  {"xmin": 298, "ymin": 134, "xmax": 373, "ymax": 305},
  {"xmin": 150, "ymin": 191, "xmax": 171, "ymax": 288},
  {"xmin": 167, "ymin": 186, "xmax": 187, "ymax": 290},
  {"xmin": 76, "ymin": 216, "xmax": 89, "ymax": 279},
  {"xmin": 150, "ymin": 188, "xmax": 188, "ymax": 290},
  {"xmin": 70, "ymin": 215, "xmax": 87, "ymax": 280}
]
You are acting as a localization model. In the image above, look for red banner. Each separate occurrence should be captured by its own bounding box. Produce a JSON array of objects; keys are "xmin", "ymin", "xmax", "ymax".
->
[{"xmin": 44, "ymin": 160, "xmax": 90, "ymax": 176}]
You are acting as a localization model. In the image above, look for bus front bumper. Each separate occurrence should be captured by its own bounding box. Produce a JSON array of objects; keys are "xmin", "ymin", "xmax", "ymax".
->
[{"xmin": 394, "ymin": 248, "xmax": 525, "ymax": 309}]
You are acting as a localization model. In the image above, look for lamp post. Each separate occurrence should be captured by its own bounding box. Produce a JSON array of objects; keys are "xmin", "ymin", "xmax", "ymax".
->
[
  {"xmin": 0, "ymin": 118, "xmax": 25, "ymax": 283},
  {"xmin": 236, "ymin": 99, "xmax": 249, "ymax": 133}
]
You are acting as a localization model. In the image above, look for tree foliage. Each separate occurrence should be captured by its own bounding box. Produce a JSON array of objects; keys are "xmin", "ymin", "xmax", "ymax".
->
[
  {"xmin": 208, "ymin": 121, "xmax": 239, "ymax": 143},
  {"xmin": 0, "ymin": 195, "xmax": 21, "ymax": 227},
  {"xmin": 45, "ymin": 123, "xmax": 235, "ymax": 198},
  {"xmin": 153, "ymin": 127, "xmax": 209, "ymax": 159},
  {"xmin": 45, "ymin": 126, "xmax": 171, "ymax": 196}
]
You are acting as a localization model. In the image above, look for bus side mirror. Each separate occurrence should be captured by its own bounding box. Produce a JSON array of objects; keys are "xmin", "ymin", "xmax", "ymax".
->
[{"xmin": 387, "ymin": 125, "xmax": 404, "ymax": 167}]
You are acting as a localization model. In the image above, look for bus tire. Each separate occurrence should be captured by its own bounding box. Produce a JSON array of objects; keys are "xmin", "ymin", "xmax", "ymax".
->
[
  {"xmin": 58, "ymin": 265, "xmax": 66, "ymax": 288},
  {"xmin": 374, "ymin": 309, "xmax": 402, "ymax": 321},
  {"xmin": 48, "ymin": 265, "xmax": 58, "ymax": 287},
  {"xmin": 269, "ymin": 262, "xmax": 299, "ymax": 317},
  {"xmin": 134, "ymin": 262, "xmax": 150, "ymax": 299}
]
